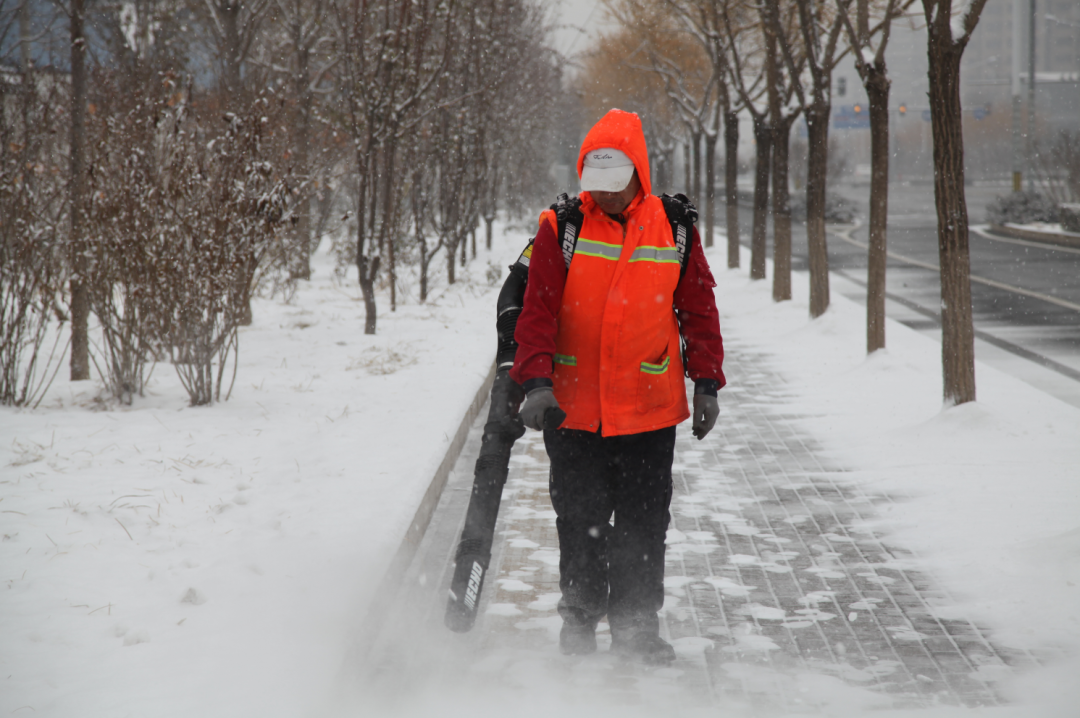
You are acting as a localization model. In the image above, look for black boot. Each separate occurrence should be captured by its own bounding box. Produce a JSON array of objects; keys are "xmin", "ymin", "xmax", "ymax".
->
[
  {"xmin": 611, "ymin": 632, "xmax": 676, "ymax": 666},
  {"xmin": 559, "ymin": 607, "xmax": 600, "ymax": 656},
  {"xmin": 559, "ymin": 623, "xmax": 597, "ymax": 655}
]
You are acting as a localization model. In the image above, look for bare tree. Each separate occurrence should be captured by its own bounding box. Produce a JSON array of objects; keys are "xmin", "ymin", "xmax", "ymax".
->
[
  {"xmin": 839, "ymin": 0, "xmax": 914, "ymax": 353},
  {"xmin": 336, "ymin": 0, "xmax": 453, "ymax": 332},
  {"xmin": 722, "ymin": 5, "xmax": 770, "ymax": 281},
  {"xmin": 611, "ymin": 0, "xmax": 717, "ymax": 214},
  {"xmin": 776, "ymin": 0, "xmax": 851, "ymax": 318},
  {"xmin": 575, "ymin": 24, "xmax": 682, "ymax": 192},
  {"xmin": 921, "ymin": 0, "xmax": 989, "ymax": 405},
  {"xmin": 695, "ymin": 0, "xmax": 756, "ymax": 265},
  {"xmin": 432, "ymin": 99, "xmax": 486, "ymax": 286},
  {"xmin": 409, "ymin": 160, "xmax": 443, "ymax": 302},
  {"xmin": 263, "ymin": 0, "xmax": 337, "ymax": 280},
  {"xmin": 660, "ymin": 0, "xmax": 747, "ymax": 252},
  {"xmin": 198, "ymin": 0, "xmax": 271, "ymax": 95},
  {"xmin": 761, "ymin": 0, "xmax": 804, "ymax": 302}
]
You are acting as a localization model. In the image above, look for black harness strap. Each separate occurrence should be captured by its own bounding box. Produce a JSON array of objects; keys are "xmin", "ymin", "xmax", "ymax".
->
[
  {"xmin": 552, "ymin": 193, "xmax": 585, "ymax": 269},
  {"xmin": 660, "ymin": 193, "xmax": 698, "ymax": 281},
  {"xmin": 553, "ymin": 192, "xmax": 697, "ymax": 278},
  {"xmin": 509, "ymin": 192, "xmax": 699, "ymax": 284}
]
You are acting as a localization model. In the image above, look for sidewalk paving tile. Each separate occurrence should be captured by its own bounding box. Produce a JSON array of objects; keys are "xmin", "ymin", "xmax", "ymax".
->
[
  {"xmin": 364, "ymin": 342, "xmax": 1049, "ymax": 714},
  {"xmin": 463, "ymin": 342, "xmax": 1044, "ymax": 712}
]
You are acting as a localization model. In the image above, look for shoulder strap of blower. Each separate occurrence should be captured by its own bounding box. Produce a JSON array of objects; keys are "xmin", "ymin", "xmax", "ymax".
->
[
  {"xmin": 540, "ymin": 192, "xmax": 698, "ymax": 278},
  {"xmin": 510, "ymin": 192, "xmax": 698, "ymax": 279}
]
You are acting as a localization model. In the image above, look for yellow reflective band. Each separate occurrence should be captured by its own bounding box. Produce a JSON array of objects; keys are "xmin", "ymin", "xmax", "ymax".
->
[
  {"xmin": 629, "ymin": 246, "xmax": 679, "ymax": 264},
  {"xmin": 575, "ymin": 238, "xmax": 622, "ymax": 261},
  {"xmin": 640, "ymin": 356, "xmax": 670, "ymax": 375}
]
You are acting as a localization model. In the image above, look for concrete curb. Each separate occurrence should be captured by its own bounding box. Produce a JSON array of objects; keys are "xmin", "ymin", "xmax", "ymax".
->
[
  {"xmin": 356, "ymin": 360, "xmax": 496, "ymax": 656},
  {"xmin": 989, "ymin": 223, "xmax": 1080, "ymax": 249}
]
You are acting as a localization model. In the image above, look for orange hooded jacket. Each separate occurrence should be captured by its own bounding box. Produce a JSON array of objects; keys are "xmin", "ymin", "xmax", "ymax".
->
[{"xmin": 531, "ymin": 109, "xmax": 690, "ymax": 436}]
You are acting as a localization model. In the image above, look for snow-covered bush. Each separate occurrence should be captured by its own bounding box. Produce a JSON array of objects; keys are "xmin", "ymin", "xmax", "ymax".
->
[
  {"xmin": 151, "ymin": 96, "xmax": 292, "ymax": 406},
  {"xmin": 1060, "ymin": 205, "xmax": 1080, "ymax": 233},
  {"xmin": 82, "ymin": 74, "xmax": 293, "ymax": 407},
  {"xmin": 985, "ymin": 191, "xmax": 1059, "ymax": 226},
  {"xmin": 1034, "ymin": 130, "xmax": 1080, "ymax": 207},
  {"xmin": 0, "ymin": 71, "xmax": 70, "ymax": 407},
  {"xmin": 83, "ymin": 69, "xmax": 176, "ymax": 403}
]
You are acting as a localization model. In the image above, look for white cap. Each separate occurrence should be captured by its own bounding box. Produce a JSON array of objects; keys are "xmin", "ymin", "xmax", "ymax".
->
[{"xmin": 580, "ymin": 148, "xmax": 635, "ymax": 192}]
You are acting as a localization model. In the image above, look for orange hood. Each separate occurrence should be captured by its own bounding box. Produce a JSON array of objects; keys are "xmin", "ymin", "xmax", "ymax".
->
[{"xmin": 577, "ymin": 109, "xmax": 652, "ymax": 197}]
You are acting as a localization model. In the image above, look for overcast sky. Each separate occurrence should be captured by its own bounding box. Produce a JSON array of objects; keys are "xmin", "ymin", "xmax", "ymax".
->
[{"xmin": 545, "ymin": 0, "xmax": 615, "ymax": 67}]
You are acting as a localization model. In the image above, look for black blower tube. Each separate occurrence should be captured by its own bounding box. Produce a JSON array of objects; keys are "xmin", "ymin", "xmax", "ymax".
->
[{"xmin": 445, "ymin": 263, "xmax": 565, "ymax": 633}]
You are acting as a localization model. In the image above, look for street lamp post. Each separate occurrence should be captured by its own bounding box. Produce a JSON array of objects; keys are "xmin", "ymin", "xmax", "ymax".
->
[
  {"xmin": 1012, "ymin": 0, "xmax": 1024, "ymax": 192},
  {"xmin": 1027, "ymin": 0, "xmax": 1037, "ymax": 192}
]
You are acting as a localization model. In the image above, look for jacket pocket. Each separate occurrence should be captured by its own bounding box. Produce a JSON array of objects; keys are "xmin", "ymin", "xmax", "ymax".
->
[
  {"xmin": 552, "ymin": 353, "xmax": 577, "ymax": 404},
  {"xmin": 637, "ymin": 354, "xmax": 675, "ymax": 412}
]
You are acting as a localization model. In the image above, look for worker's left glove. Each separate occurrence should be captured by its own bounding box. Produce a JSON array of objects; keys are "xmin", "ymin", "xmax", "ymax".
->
[{"xmin": 692, "ymin": 393, "xmax": 719, "ymax": 440}]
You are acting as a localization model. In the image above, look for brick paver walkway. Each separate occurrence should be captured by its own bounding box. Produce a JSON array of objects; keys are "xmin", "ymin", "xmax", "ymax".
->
[{"xmin": 363, "ymin": 341, "xmax": 1042, "ymax": 714}]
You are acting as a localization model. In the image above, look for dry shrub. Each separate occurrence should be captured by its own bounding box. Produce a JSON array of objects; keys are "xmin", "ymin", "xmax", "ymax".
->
[
  {"xmin": 0, "ymin": 71, "xmax": 70, "ymax": 407},
  {"xmin": 1035, "ymin": 131, "xmax": 1080, "ymax": 206},
  {"xmin": 83, "ymin": 73, "xmax": 293, "ymax": 406}
]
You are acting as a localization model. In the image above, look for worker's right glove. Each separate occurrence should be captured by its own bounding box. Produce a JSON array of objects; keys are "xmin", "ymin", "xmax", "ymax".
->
[
  {"xmin": 519, "ymin": 386, "xmax": 560, "ymax": 431},
  {"xmin": 692, "ymin": 393, "xmax": 719, "ymax": 440}
]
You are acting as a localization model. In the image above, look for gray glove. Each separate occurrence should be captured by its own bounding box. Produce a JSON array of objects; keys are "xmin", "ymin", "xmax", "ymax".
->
[
  {"xmin": 692, "ymin": 393, "xmax": 719, "ymax": 440},
  {"xmin": 519, "ymin": 387, "xmax": 560, "ymax": 431}
]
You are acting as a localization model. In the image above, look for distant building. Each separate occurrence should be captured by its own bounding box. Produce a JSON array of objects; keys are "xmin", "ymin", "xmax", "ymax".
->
[{"xmin": 828, "ymin": 0, "xmax": 1079, "ymax": 184}]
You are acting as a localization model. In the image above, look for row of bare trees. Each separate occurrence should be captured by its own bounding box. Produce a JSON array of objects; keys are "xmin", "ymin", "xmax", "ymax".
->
[
  {"xmin": 0, "ymin": 0, "xmax": 562, "ymax": 406},
  {"xmin": 585, "ymin": 0, "xmax": 992, "ymax": 406}
]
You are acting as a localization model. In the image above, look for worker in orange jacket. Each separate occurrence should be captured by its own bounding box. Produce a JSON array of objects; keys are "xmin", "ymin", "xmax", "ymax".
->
[{"xmin": 510, "ymin": 109, "xmax": 725, "ymax": 665}]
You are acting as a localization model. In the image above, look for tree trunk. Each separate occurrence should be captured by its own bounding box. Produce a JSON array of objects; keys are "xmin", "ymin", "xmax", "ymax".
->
[
  {"xmin": 358, "ymin": 236, "xmax": 379, "ymax": 335},
  {"xmin": 927, "ymin": 30, "xmax": 976, "ymax": 404},
  {"xmin": 220, "ymin": 1, "xmax": 243, "ymax": 95},
  {"xmin": 683, "ymin": 141, "xmax": 691, "ymax": 196},
  {"xmin": 291, "ymin": 5, "xmax": 312, "ymax": 281},
  {"xmin": 420, "ymin": 251, "xmax": 429, "ymax": 302},
  {"xmin": 356, "ymin": 157, "xmax": 378, "ymax": 335},
  {"xmin": 485, "ymin": 216, "xmax": 493, "ymax": 251},
  {"xmin": 704, "ymin": 132, "xmax": 716, "ymax": 249},
  {"xmin": 725, "ymin": 111, "xmax": 740, "ymax": 269},
  {"xmin": 765, "ymin": 19, "xmax": 790, "ymax": 302},
  {"xmin": 772, "ymin": 119, "xmax": 793, "ymax": 302},
  {"xmin": 414, "ymin": 182, "xmax": 430, "ymax": 303},
  {"xmin": 360, "ymin": 260, "xmax": 378, "ymax": 334},
  {"xmin": 417, "ymin": 226, "xmax": 430, "ymax": 304},
  {"xmin": 866, "ymin": 65, "xmax": 891, "ymax": 353},
  {"xmin": 804, "ymin": 102, "xmax": 831, "ymax": 317},
  {"xmin": 19, "ymin": 0, "xmax": 32, "ymax": 69},
  {"xmin": 691, "ymin": 130, "xmax": 702, "ymax": 206},
  {"xmin": 750, "ymin": 115, "xmax": 772, "ymax": 281},
  {"xmin": 383, "ymin": 144, "xmax": 397, "ymax": 312},
  {"xmin": 69, "ymin": 0, "xmax": 89, "ymax": 381}
]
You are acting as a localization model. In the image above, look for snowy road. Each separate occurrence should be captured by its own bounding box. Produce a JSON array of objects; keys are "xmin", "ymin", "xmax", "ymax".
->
[{"xmin": 733, "ymin": 183, "xmax": 1080, "ymax": 408}]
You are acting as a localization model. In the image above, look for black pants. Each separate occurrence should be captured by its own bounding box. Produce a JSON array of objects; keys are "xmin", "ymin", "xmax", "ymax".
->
[{"xmin": 543, "ymin": 425, "xmax": 675, "ymax": 639}]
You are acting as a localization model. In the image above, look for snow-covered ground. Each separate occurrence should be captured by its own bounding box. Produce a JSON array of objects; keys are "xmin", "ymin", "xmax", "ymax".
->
[
  {"xmin": 1002, "ymin": 221, "xmax": 1080, "ymax": 239},
  {"xmin": 2, "ymin": 221, "xmax": 1078, "ymax": 717}
]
